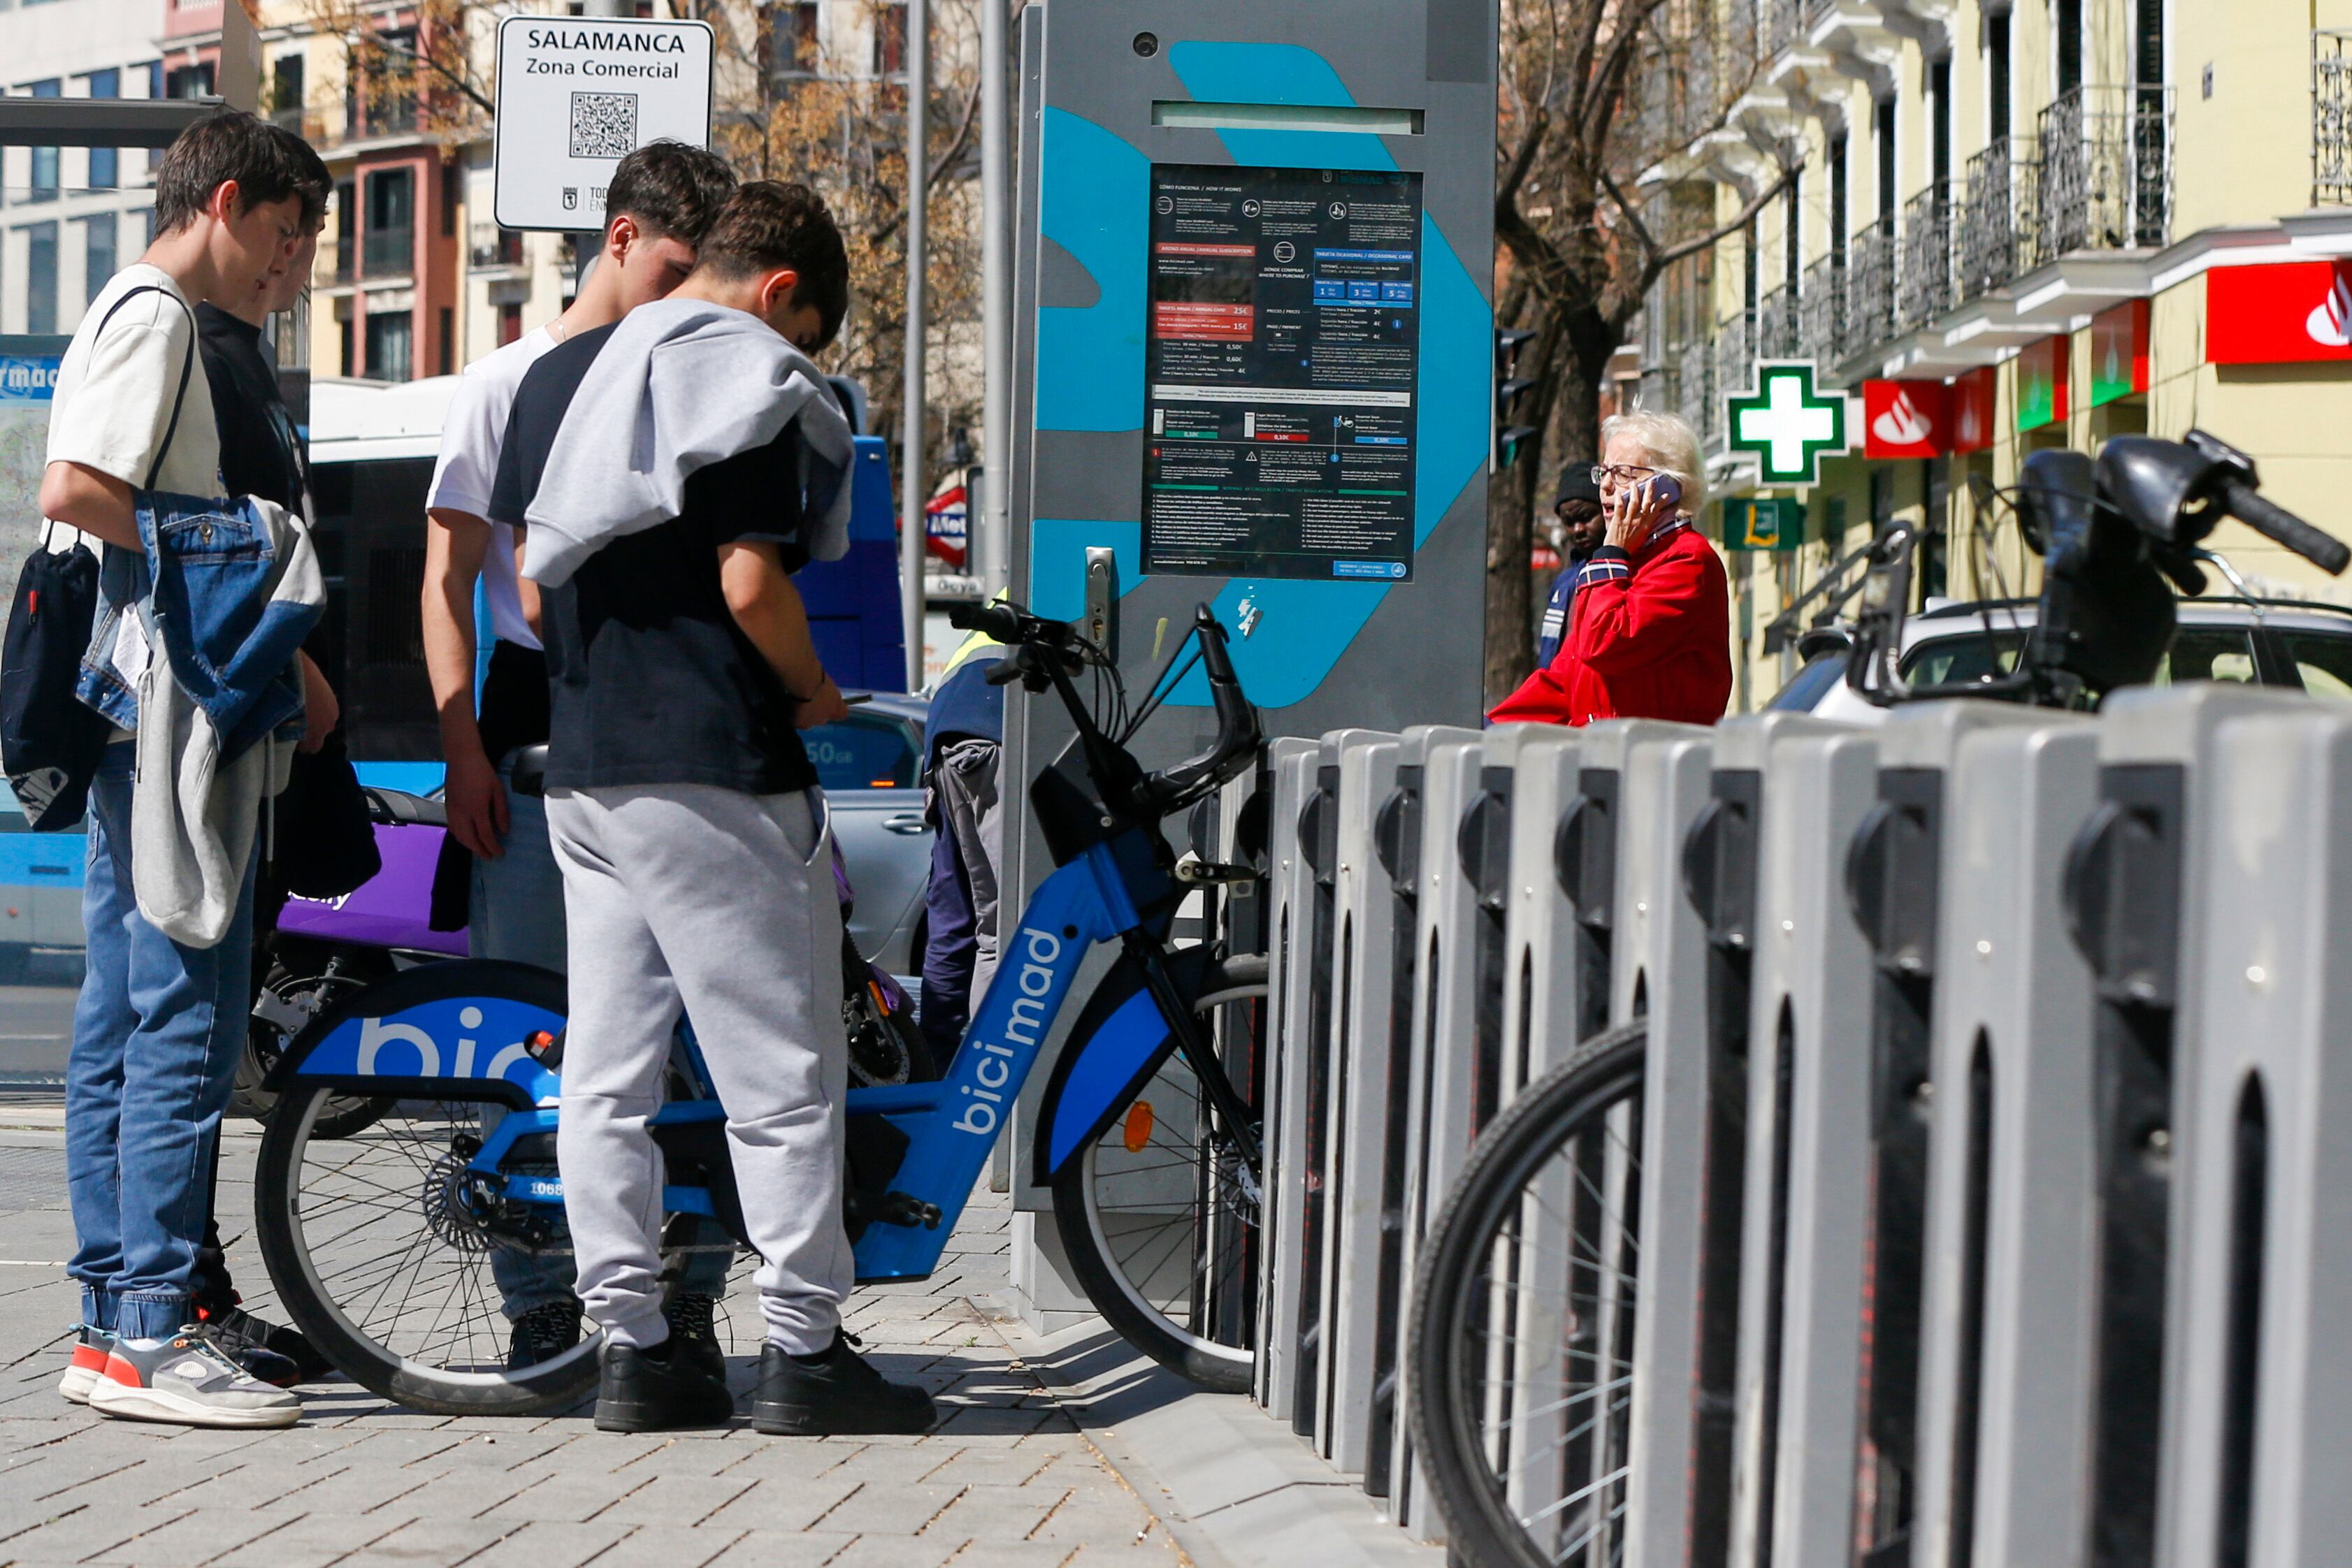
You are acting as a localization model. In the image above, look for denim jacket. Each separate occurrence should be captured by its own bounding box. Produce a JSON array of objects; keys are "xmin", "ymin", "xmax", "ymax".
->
[
  {"xmin": 74, "ymin": 491, "xmax": 322, "ymax": 947},
  {"xmin": 76, "ymin": 491, "xmax": 315, "ymax": 756}
]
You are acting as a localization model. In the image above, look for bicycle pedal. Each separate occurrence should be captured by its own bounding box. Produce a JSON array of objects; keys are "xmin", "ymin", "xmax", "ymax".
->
[{"xmin": 874, "ymin": 1191, "xmax": 943, "ymax": 1230}]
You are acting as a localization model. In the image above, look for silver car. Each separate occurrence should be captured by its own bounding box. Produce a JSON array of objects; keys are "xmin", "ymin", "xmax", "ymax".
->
[
  {"xmin": 1770, "ymin": 597, "xmax": 2352, "ymax": 723},
  {"xmin": 814, "ymin": 691, "xmax": 935, "ymax": 978}
]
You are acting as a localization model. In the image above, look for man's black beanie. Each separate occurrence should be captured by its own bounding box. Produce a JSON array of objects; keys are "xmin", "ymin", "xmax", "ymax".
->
[{"xmin": 1555, "ymin": 467, "xmax": 1603, "ymax": 511}]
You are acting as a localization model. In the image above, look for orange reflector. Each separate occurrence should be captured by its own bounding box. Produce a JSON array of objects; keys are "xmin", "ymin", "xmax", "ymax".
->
[
  {"xmin": 868, "ymin": 980, "xmax": 888, "ymax": 1010},
  {"xmin": 526, "ymin": 1030, "xmax": 557, "ymax": 1057},
  {"xmin": 1124, "ymin": 1101, "xmax": 1154, "ymax": 1153}
]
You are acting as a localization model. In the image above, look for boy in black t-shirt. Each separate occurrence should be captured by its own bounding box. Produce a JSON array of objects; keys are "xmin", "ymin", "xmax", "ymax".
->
[{"xmin": 493, "ymin": 183, "xmax": 933, "ymax": 1436}]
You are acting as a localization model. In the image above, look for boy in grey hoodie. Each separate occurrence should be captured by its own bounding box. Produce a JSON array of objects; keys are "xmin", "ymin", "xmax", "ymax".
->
[{"xmin": 490, "ymin": 182, "xmax": 932, "ymax": 1437}]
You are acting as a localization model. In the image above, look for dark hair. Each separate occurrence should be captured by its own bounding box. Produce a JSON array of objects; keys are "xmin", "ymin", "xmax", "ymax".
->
[
  {"xmin": 693, "ymin": 181, "xmax": 850, "ymax": 349},
  {"xmin": 265, "ymin": 123, "xmax": 333, "ymax": 232},
  {"xmin": 155, "ymin": 110, "xmax": 332, "ymax": 235},
  {"xmin": 605, "ymin": 140, "xmax": 737, "ymax": 247}
]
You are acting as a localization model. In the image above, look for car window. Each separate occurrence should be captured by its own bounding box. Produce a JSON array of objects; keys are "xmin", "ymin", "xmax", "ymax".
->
[
  {"xmin": 803, "ymin": 713, "xmax": 920, "ymax": 790},
  {"xmin": 1901, "ymin": 627, "xmax": 2260, "ymax": 688},
  {"xmin": 1767, "ymin": 652, "xmax": 1849, "ymax": 711},
  {"xmin": 2278, "ymin": 631, "xmax": 2352, "ymax": 701},
  {"xmin": 1902, "ymin": 632, "xmax": 2026, "ymax": 687},
  {"xmin": 2158, "ymin": 628, "xmax": 2257, "ymax": 685}
]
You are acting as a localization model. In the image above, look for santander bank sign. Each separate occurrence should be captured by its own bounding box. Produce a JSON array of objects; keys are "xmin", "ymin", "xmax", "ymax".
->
[
  {"xmin": 2208, "ymin": 260, "xmax": 2352, "ymax": 363},
  {"xmin": 1863, "ymin": 379, "xmax": 1947, "ymax": 458}
]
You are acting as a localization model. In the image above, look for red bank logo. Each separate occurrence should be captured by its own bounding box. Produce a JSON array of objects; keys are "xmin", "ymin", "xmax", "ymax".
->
[
  {"xmin": 2308, "ymin": 271, "xmax": 2352, "ymax": 348},
  {"xmin": 1871, "ymin": 387, "xmax": 1932, "ymax": 447}
]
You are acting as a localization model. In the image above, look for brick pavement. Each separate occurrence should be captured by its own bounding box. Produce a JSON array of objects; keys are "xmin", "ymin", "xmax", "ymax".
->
[{"xmin": 0, "ymin": 1116, "xmax": 1190, "ymax": 1568}]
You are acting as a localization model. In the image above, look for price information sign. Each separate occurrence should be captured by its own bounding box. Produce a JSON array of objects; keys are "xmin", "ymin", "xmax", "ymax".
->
[{"xmin": 1141, "ymin": 164, "xmax": 1424, "ymax": 581}]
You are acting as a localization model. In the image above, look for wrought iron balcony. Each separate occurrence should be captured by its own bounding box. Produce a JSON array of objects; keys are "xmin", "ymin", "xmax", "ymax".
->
[
  {"xmin": 1676, "ymin": 337, "xmax": 1717, "ymax": 447},
  {"xmin": 361, "ymin": 225, "xmax": 414, "ymax": 279},
  {"xmin": 1897, "ymin": 182, "xmax": 1954, "ymax": 328},
  {"xmin": 1800, "ymin": 256, "xmax": 1844, "ymax": 363},
  {"xmin": 1762, "ymin": 0, "xmax": 1805, "ymax": 58},
  {"xmin": 2317, "ymin": 31, "xmax": 2352, "ymax": 205},
  {"xmin": 1755, "ymin": 284, "xmax": 1803, "ymax": 359},
  {"xmin": 1958, "ymin": 138, "xmax": 2037, "ymax": 301},
  {"xmin": 1842, "ymin": 217, "xmax": 1896, "ymax": 361},
  {"xmin": 2036, "ymin": 84, "xmax": 2173, "ymax": 257},
  {"xmin": 1710, "ymin": 312, "xmax": 1754, "ymax": 444}
]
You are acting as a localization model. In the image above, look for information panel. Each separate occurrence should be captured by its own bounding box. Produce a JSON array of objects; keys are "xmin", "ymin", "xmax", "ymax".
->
[{"xmin": 1141, "ymin": 164, "xmax": 1423, "ymax": 581}]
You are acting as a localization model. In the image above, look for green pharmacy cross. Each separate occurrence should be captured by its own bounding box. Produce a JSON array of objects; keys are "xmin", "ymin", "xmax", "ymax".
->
[{"xmin": 1725, "ymin": 361, "xmax": 1849, "ymax": 485}]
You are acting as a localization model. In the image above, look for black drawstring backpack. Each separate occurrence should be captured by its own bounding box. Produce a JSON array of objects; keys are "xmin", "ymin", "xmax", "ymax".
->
[{"xmin": 0, "ymin": 284, "xmax": 194, "ymax": 831}]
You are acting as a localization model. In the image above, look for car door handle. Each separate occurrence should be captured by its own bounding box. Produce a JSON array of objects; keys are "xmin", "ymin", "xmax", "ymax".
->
[{"xmin": 881, "ymin": 813, "xmax": 929, "ymax": 836}]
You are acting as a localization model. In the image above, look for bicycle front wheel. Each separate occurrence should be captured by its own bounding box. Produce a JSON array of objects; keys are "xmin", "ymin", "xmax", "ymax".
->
[
  {"xmin": 1408, "ymin": 1024, "xmax": 1647, "ymax": 1568},
  {"xmin": 1049, "ymin": 954, "xmax": 1268, "ymax": 1393}
]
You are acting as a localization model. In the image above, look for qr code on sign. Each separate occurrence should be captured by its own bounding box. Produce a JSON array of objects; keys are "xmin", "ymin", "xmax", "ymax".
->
[{"xmin": 568, "ymin": 92, "xmax": 639, "ymax": 159}]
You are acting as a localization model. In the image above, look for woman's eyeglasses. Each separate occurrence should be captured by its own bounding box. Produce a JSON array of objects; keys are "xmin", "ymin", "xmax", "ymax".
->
[{"xmin": 1591, "ymin": 463, "xmax": 1659, "ymax": 485}]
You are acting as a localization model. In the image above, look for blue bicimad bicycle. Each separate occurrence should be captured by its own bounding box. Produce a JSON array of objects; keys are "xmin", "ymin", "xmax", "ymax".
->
[{"xmin": 250, "ymin": 602, "xmax": 1270, "ymax": 1414}]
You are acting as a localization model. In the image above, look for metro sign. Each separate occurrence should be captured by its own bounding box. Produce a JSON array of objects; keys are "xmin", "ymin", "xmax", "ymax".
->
[{"xmin": 1725, "ymin": 361, "xmax": 1850, "ymax": 486}]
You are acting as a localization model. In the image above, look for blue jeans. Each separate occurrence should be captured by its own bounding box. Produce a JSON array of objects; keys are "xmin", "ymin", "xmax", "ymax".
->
[
  {"xmin": 472, "ymin": 757, "xmax": 730, "ymax": 1316},
  {"xmin": 67, "ymin": 744, "xmax": 257, "ymax": 1340}
]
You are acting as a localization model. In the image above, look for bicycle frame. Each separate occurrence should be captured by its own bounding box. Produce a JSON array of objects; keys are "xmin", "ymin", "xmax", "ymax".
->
[{"xmin": 273, "ymin": 822, "xmax": 1205, "ymax": 1286}]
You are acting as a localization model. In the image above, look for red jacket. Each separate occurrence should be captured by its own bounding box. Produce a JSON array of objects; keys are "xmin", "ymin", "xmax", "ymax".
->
[{"xmin": 1488, "ymin": 521, "xmax": 1733, "ymax": 727}]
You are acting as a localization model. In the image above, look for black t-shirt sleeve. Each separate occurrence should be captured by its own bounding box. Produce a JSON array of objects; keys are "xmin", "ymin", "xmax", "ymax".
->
[
  {"xmin": 486, "ymin": 402, "xmax": 528, "ymax": 527},
  {"xmin": 685, "ymin": 424, "xmax": 806, "ymax": 561}
]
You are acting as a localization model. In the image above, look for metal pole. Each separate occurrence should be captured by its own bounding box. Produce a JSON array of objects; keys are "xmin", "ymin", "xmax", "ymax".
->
[
  {"xmin": 900, "ymin": 0, "xmax": 930, "ymax": 689},
  {"xmin": 979, "ymin": 0, "xmax": 1010, "ymax": 598}
]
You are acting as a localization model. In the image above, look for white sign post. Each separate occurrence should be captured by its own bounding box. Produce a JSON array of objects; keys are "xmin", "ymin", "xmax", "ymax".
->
[{"xmin": 492, "ymin": 15, "xmax": 714, "ymax": 233}]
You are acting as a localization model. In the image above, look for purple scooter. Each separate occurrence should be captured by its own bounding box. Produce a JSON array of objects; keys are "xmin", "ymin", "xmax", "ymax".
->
[{"xmin": 233, "ymin": 780, "xmax": 930, "ymax": 1132}]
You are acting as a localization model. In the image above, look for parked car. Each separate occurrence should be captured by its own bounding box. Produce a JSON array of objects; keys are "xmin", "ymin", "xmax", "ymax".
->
[
  {"xmin": 1768, "ymin": 597, "xmax": 2352, "ymax": 723},
  {"xmin": 815, "ymin": 690, "xmax": 935, "ymax": 978}
]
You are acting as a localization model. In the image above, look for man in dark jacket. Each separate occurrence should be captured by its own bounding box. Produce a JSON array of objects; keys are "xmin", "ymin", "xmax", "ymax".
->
[{"xmin": 1534, "ymin": 469, "xmax": 1607, "ymax": 668}]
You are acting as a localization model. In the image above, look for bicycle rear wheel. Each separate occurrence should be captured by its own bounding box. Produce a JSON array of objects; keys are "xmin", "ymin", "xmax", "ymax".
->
[
  {"xmin": 1049, "ymin": 954, "xmax": 1267, "ymax": 1393},
  {"xmin": 1408, "ymin": 1024, "xmax": 1647, "ymax": 1568}
]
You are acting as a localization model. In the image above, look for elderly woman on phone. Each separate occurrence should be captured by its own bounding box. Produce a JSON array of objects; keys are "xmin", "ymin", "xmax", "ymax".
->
[{"xmin": 1489, "ymin": 409, "xmax": 1734, "ymax": 727}]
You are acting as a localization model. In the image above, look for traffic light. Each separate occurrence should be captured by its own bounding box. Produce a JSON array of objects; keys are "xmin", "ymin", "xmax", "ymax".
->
[{"xmin": 1494, "ymin": 327, "xmax": 1537, "ymax": 470}]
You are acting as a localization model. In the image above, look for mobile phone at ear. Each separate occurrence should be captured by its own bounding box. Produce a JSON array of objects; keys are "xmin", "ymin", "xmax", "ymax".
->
[{"xmin": 1642, "ymin": 473, "xmax": 1683, "ymax": 511}]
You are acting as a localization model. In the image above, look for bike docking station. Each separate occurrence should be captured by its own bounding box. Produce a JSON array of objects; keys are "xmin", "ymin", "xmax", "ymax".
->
[{"xmin": 994, "ymin": 0, "xmax": 1500, "ymax": 1432}]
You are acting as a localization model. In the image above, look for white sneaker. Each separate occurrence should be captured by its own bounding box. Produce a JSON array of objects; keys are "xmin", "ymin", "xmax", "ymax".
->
[{"xmin": 87, "ymin": 1326, "xmax": 302, "ymax": 1428}]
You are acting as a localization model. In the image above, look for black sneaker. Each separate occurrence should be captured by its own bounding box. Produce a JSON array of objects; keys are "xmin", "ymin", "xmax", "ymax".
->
[
  {"xmin": 196, "ymin": 1304, "xmax": 329, "ymax": 1386},
  {"xmin": 594, "ymin": 1337, "xmax": 735, "ymax": 1433},
  {"xmin": 665, "ymin": 1293, "xmax": 727, "ymax": 1388},
  {"xmin": 752, "ymin": 1333, "xmax": 935, "ymax": 1436},
  {"xmin": 507, "ymin": 1301, "xmax": 584, "ymax": 1370}
]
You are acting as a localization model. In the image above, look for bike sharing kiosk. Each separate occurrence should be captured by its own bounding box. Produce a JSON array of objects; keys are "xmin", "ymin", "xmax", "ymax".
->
[{"xmin": 995, "ymin": 0, "xmax": 1499, "ymax": 1364}]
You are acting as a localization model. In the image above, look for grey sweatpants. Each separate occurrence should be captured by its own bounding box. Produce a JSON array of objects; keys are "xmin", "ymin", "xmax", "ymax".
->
[{"xmin": 547, "ymin": 782, "xmax": 851, "ymax": 1354}]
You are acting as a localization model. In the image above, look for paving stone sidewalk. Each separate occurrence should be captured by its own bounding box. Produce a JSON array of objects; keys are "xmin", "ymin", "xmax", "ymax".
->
[{"xmin": 0, "ymin": 1114, "xmax": 1188, "ymax": 1568}]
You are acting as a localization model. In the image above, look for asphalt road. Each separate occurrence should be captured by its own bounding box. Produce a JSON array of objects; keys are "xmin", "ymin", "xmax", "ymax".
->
[{"xmin": 0, "ymin": 985, "xmax": 78, "ymax": 1087}]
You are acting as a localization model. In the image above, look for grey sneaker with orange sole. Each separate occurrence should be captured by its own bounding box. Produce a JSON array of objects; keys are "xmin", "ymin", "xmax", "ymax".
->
[{"xmin": 87, "ymin": 1326, "xmax": 302, "ymax": 1428}]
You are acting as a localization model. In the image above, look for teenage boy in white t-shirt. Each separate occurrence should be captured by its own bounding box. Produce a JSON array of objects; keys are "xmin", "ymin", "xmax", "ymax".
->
[
  {"xmin": 418, "ymin": 139, "xmax": 737, "ymax": 1370},
  {"xmin": 40, "ymin": 110, "xmax": 329, "ymax": 1429}
]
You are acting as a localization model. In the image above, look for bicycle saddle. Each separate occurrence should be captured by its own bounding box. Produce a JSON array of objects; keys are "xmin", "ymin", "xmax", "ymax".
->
[{"xmin": 361, "ymin": 787, "xmax": 448, "ymax": 829}]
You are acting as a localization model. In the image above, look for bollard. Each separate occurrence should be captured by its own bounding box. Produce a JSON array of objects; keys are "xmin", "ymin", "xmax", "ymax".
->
[
  {"xmin": 1283, "ymin": 729, "xmax": 1388, "ymax": 1444},
  {"xmin": 2063, "ymin": 685, "xmax": 2310, "ymax": 1568},
  {"xmin": 1362, "ymin": 724, "xmax": 1478, "ymax": 1509},
  {"xmin": 1908, "ymin": 712, "xmax": 2099, "ymax": 1568},
  {"xmin": 2165, "ymin": 702, "xmax": 2352, "ymax": 1567},
  {"xmin": 1564, "ymin": 720, "xmax": 1710, "ymax": 1567},
  {"xmin": 1310, "ymin": 730, "xmax": 1404, "ymax": 1469},
  {"xmin": 1691, "ymin": 718, "xmax": 1873, "ymax": 1568},
  {"xmin": 1257, "ymin": 737, "xmax": 1320, "ymax": 1418}
]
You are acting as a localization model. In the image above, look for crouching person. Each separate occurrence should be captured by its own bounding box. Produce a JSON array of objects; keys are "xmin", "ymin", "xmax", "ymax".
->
[{"xmin": 491, "ymin": 181, "xmax": 935, "ymax": 1436}]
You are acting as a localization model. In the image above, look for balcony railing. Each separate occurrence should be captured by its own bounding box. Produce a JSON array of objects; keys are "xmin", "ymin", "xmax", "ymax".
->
[
  {"xmin": 1897, "ymin": 182, "xmax": 1954, "ymax": 329},
  {"xmin": 361, "ymin": 226, "xmax": 414, "ymax": 279},
  {"xmin": 1842, "ymin": 217, "xmax": 1896, "ymax": 361},
  {"xmin": 2317, "ymin": 31, "xmax": 2352, "ymax": 205},
  {"xmin": 470, "ymin": 224, "xmax": 525, "ymax": 270},
  {"xmin": 1755, "ymin": 284, "xmax": 1803, "ymax": 359},
  {"xmin": 1798, "ymin": 256, "xmax": 1844, "ymax": 363},
  {"xmin": 1958, "ymin": 138, "xmax": 2037, "ymax": 302},
  {"xmin": 1762, "ymin": 0, "xmax": 1805, "ymax": 59},
  {"xmin": 2037, "ymin": 84, "xmax": 2173, "ymax": 257}
]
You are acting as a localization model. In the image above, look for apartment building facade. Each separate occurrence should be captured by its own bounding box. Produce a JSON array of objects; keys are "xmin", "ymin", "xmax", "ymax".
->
[
  {"xmin": 1646, "ymin": 0, "xmax": 2352, "ymax": 704},
  {"xmin": 0, "ymin": 0, "xmax": 182, "ymax": 340}
]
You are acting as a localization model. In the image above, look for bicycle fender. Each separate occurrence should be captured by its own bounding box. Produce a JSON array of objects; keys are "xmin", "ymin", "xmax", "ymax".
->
[
  {"xmin": 264, "ymin": 958, "xmax": 568, "ymax": 1110},
  {"xmin": 1033, "ymin": 945, "xmax": 1211, "ymax": 1184}
]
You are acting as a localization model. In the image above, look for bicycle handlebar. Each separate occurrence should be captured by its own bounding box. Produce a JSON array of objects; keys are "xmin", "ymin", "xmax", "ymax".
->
[{"xmin": 2214, "ymin": 474, "xmax": 2351, "ymax": 576}]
